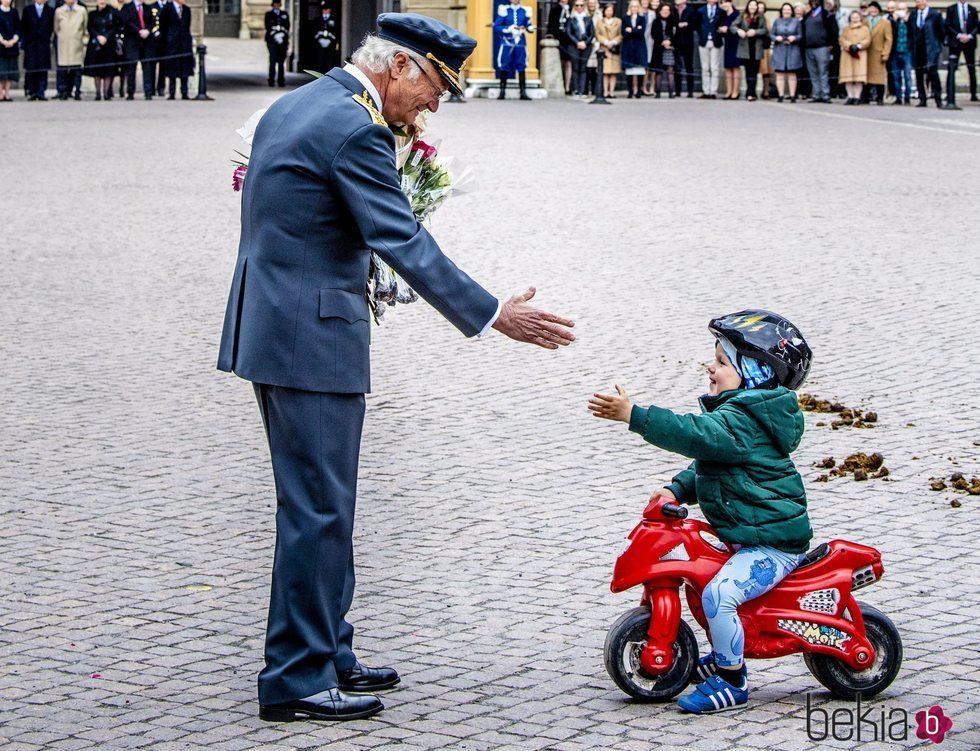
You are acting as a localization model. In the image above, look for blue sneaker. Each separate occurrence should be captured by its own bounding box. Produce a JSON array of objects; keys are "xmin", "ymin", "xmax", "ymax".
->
[
  {"xmin": 692, "ymin": 652, "xmax": 718, "ymax": 682},
  {"xmin": 677, "ymin": 671, "xmax": 749, "ymax": 714}
]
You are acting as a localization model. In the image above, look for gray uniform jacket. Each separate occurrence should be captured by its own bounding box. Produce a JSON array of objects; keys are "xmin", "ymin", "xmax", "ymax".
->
[{"xmin": 218, "ymin": 68, "xmax": 498, "ymax": 393}]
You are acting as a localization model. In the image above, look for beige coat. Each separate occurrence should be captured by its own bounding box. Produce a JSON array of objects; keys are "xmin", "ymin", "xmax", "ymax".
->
[
  {"xmin": 595, "ymin": 16, "xmax": 622, "ymax": 74},
  {"xmin": 866, "ymin": 16, "xmax": 893, "ymax": 85},
  {"xmin": 54, "ymin": 3, "xmax": 89, "ymax": 67},
  {"xmin": 838, "ymin": 23, "xmax": 871, "ymax": 83}
]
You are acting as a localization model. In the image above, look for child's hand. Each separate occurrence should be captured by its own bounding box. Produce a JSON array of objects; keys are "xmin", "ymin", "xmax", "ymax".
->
[
  {"xmin": 588, "ymin": 384, "xmax": 633, "ymax": 423},
  {"xmin": 643, "ymin": 488, "xmax": 677, "ymax": 517}
]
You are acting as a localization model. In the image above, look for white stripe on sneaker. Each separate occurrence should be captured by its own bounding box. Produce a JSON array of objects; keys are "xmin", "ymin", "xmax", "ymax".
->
[
  {"xmin": 709, "ymin": 693, "xmax": 721, "ymax": 711},
  {"xmin": 724, "ymin": 688, "xmax": 736, "ymax": 706}
]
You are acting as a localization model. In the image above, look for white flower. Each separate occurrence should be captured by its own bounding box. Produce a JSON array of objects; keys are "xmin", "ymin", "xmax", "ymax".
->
[{"xmin": 236, "ymin": 108, "xmax": 268, "ymax": 146}]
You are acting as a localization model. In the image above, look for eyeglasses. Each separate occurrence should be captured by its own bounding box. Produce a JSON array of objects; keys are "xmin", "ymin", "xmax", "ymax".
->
[{"xmin": 409, "ymin": 57, "xmax": 449, "ymax": 102}]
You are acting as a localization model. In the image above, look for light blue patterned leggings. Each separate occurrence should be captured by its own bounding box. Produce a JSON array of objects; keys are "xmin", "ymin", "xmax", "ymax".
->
[{"xmin": 701, "ymin": 546, "xmax": 806, "ymax": 668}]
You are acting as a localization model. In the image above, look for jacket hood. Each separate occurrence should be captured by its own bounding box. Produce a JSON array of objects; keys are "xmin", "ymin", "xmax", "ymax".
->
[{"xmin": 700, "ymin": 386, "xmax": 804, "ymax": 455}]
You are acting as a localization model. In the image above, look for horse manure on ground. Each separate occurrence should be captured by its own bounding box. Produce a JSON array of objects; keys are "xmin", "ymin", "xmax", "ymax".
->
[
  {"xmin": 798, "ymin": 394, "xmax": 877, "ymax": 429},
  {"xmin": 814, "ymin": 452, "xmax": 888, "ymax": 483}
]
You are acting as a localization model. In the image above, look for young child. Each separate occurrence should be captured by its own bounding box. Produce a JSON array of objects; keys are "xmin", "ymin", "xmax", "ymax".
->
[{"xmin": 588, "ymin": 309, "xmax": 813, "ymax": 714}]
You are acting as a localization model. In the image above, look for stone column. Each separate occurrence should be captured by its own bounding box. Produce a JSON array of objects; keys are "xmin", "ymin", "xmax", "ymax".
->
[{"xmin": 539, "ymin": 37, "xmax": 564, "ymax": 97}]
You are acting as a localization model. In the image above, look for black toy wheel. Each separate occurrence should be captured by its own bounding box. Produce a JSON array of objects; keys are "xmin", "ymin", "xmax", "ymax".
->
[
  {"xmin": 604, "ymin": 606, "xmax": 699, "ymax": 702},
  {"xmin": 803, "ymin": 602, "xmax": 903, "ymax": 699}
]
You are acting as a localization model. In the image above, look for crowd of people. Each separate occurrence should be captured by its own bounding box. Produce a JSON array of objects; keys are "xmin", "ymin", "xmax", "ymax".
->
[
  {"xmin": 0, "ymin": 0, "xmax": 194, "ymax": 102},
  {"xmin": 547, "ymin": 0, "xmax": 978, "ymax": 107}
]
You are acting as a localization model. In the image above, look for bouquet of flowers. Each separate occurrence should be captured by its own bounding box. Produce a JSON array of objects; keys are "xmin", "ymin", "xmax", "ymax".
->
[{"xmin": 231, "ymin": 107, "xmax": 471, "ymax": 323}]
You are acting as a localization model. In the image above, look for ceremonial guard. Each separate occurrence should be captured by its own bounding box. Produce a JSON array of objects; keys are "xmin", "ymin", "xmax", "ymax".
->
[
  {"xmin": 494, "ymin": 0, "xmax": 535, "ymax": 99},
  {"xmin": 313, "ymin": 2, "xmax": 339, "ymax": 74},
  {"xmin": 264, "ymin": 0, "xmax": 288, "ymax": 87}
]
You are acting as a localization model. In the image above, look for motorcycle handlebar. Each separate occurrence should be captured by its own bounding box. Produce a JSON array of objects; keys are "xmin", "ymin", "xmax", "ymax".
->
[{"xmin": 662, "ymin": 502, "xmax": 688, "ymax": 519}]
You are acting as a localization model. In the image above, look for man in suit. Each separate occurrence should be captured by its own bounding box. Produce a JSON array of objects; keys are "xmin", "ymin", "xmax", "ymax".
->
[
  {"xmin": 945, "ymin": 0, "xmax": 978, "ymax": 107},
  {"xmin": 801, "ymin": 0, "xmax": 839, "ymax": 102},
  {"xmin": 119, "ymin": 0, "xmax": 158, "ymax": 98},
  {"xmin": 159, "ymin": 0, "xmax": 191, "ymax": 98},
  {"xmin": 264, "ymin": 0, "xmax": 288, "ymax": 87},
  {"xmin": 697, "ymin": 0, "xmax": 724, "ymax": 97},
  {"xmin": 910, "ymin": 0, "xmax": 945, "ymax": 106},
  {"xmin": 21, "ymin": 0, "xmax": 55, "ymax": 100},
  {"xmin": 675, "ymin": 0, "xmax": 699, "ymax": 97},
  {"xmin": 218, "ymin": 12, "xmax": 575, "ymax": 723}
]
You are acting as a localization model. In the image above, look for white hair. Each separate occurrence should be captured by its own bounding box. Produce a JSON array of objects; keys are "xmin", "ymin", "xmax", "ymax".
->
[{"xmin": 351, "ymin": 35, "xmax": 423, "ymax": 80}]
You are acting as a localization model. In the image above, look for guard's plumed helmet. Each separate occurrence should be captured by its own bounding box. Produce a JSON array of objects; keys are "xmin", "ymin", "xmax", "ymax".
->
[{"xmin": 709, "ymin": 310, "xmax": 812, "ymax": 390}]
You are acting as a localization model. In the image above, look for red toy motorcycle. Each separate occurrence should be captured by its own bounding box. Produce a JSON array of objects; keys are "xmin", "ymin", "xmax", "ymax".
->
[{"xmin": 604, "ymin": 496, "xmax": 902, "ymax": 702}]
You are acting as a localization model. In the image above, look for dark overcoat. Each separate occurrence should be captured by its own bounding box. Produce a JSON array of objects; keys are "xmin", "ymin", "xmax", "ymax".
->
[
  {"xmin": 20, "ymin": 2, "xmax": 55, "ymax": 72},
  {"xmin": 159, "ymin": 1, "xmax": 192, "ymax": 77}
]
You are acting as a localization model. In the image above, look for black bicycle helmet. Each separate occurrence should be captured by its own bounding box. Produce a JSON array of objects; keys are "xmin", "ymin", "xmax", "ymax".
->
[{"xmin": 708, "ymin": 310, "xmax": 812, "ymax": 390}]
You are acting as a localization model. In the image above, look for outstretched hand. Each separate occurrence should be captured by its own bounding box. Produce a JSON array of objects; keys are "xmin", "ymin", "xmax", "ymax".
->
[
  {"xmin": 492, "ymin": 287, "xmax": 575, "ymax": 350},
  {"xmin": 588, "ymin": 384, "xmax": 632, "ymax": 423}
]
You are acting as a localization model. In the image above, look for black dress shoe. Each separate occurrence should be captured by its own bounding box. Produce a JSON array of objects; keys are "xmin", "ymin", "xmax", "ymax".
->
[
  {"xmin": 338, "ymin": 662, "xmax": 400, "ymax": 692},
  {"xmin": 259, "ymin": 688, "xmax": 383, "ymax": 722}
]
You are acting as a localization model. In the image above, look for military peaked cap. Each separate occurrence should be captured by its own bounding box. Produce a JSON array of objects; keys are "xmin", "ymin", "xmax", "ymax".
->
[{"xmin": 376, "ymin": 13, "xmax": 476, "ymax": 96}]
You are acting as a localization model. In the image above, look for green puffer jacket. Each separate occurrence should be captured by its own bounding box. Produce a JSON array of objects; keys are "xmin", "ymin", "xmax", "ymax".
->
[{"xmin": 628, "ymin": 386, "xmax": 812, "ymax": 554}]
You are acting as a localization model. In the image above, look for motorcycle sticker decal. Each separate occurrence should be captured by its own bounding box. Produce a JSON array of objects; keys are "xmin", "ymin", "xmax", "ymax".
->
[
  {"xmin": 798, "ymin": 588, "xmax": 841, "ymax": 615},
  {"xmin": 659, "ymin": 543, "xmax": 690, "ymax": 562},
  {"xmin": 778, "ymin": 619, "xmax": 850, "ymax": 650}
]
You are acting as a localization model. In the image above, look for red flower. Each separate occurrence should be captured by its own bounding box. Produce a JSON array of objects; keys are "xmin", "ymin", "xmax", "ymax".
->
[
  {"xmin": 410, "ymin": 140, "xmax": 438, "ymax": 162},
  {"xmin": 232, "ymin": 165, "xmax": 248, "ymax": 192}
]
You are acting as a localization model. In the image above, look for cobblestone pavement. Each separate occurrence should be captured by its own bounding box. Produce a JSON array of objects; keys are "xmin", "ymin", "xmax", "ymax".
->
[{"xmin": 2, "ymin": 81, "xmax": 979, "ymax": 751}]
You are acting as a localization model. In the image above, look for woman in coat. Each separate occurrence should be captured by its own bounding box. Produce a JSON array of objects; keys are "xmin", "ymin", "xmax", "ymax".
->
[
  {"xmin": 621, "ymin": 0, "xmax": 647, "ymax": 96},
  {"xmin": 650, "ymin": 2, "xmax": 678, "ymax": 96},
  {"xmin": 839, "ymin": 10, "xmax": 871, "ymax": 104},
  {"xmin": 0, "ymin": 0, "xmax": 19, "ymax": 101},
  {"xmin": 84, "ymin": 0, "xmax": 120, "ymax": 100},
  {"xmin": 733, "ymin": 0, "xmax": 768, "ymax": 100},
  {"xmin": 757, "ymin": 0, "xmax": 773, "ymax": 97},
  {"xmin": 719, "ymin": 0, "xmax": 741, "ymax": 98},
  {"xmin": 640, "ymin": 0, "xmax": 656, "ymax": 94},
  {"xmin": 565, "ymin": 0, "xmax": 595, "ymax": 96},
  {"xmin": 865, "ymin": 0, "xmax": 892, "ymax": 104},
  {"xmin": 595, "ymin": 2, "xmax": 622, "ymax": 97},
  {"xmin": 160, "ymin": 0, "xmax": 194, "ymax": 99},
  {"xmin": 770, "ymin": 2, "xmax": 802, "ymax": 100}
]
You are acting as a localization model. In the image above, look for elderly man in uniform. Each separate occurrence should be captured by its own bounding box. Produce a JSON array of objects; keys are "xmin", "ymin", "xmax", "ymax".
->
[{"xmin": 218, "ymin": 13, "xmax": 575, "ymax": 723}]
